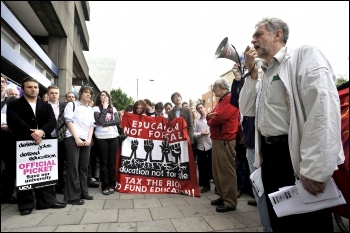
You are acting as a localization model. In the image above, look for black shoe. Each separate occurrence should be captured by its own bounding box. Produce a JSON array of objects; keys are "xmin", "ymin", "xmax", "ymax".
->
[
  {"xmin": 216, "ymin": 204, "xmax": 236, "ymax": 212},
  {"xmin": 247, "ymin": 200, "xmax": 257, "ymax": 206},
  {"xmin": 81, "ymin": 195, "xmax": 93, "ymax": 200},
  {"xmin": 200, "ymin": 186, "xmax": 210, "ymax": 193},
  {"xmin": 211, "ymin": 198, "xmax": 224, "ymax": 206},
  {"xmin": 20, "ymin": 209, "xmax": 33, "ymax": 215},
  {"xmin": 68, "ymin": 199, "xmax": 85, "ymax": 205},
  {"xmin": 88, "ymin": 182, "xmax": 99, "ymax": 188},
  {"xmin": 50, "ymin": 202, "xmax": 67, "ymax": 209},
  {"xmin": 36, "ymin": 202, "xmax": 67, "ymax": 210}
]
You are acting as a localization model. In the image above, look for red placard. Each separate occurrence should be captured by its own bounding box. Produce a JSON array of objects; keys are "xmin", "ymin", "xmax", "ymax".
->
[
  {"xmin": 115, "ymin": 112, "xmax": 200, "ymax": 197},
  {"xmin": 332, "ymin": 83, "xmax": 349, "ymax": 219}
]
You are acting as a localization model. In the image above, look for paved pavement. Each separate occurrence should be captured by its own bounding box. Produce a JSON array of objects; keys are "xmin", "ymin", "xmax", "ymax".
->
[
  {"xmin": 1, "ymin": 184, "xmax": 347, "ymax": 232},
  {"xmin": 1, "ymin": 185, "xmax": 265, "ymax": 232}
]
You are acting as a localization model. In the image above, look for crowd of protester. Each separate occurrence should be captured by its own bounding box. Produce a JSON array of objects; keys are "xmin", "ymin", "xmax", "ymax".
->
[{"xmin": 1, "ymin": 16, "xmax": 347, "ymax": 233}]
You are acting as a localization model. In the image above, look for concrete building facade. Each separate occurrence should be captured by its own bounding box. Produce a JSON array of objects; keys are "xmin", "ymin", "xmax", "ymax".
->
[{"xmin": 1, "ymin": 1, "xmax": 97, "ymax": 100}]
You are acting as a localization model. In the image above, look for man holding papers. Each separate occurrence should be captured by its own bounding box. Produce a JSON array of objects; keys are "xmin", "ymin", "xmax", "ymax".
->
[{"xmin": 239, "ymin": 17, "xmax": 344, "ymax": 231}]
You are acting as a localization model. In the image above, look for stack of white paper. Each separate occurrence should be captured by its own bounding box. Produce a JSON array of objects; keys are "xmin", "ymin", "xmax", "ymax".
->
[
  {"xmin": 250, "ymin": 167, "xmax": 264, "ymax": 197},
  {"xmin": 268, "ymin": 178, "xmax": 346, "ymax": 217}
]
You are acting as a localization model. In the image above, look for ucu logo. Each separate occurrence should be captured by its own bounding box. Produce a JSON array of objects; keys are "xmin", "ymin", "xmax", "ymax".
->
[{"xmin": 18, "ymin": 185, "xmax": 32, "ymax": 190}]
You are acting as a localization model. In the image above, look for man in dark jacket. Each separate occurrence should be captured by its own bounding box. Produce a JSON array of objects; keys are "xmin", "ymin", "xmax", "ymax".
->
[
  {"xmin": 167, "ymin": 92, "xmax": 194, "ymax": 144},
  {"xmin": 7, "ymin": 77, "xmax": 66, "ymax": 215}
]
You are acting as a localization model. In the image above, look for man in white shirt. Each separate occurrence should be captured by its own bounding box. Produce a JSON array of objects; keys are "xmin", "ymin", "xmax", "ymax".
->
[
  {"xmin": 47, "ymin": 85, "xmax": 66, "ymax": 194},
  {"xmin": 194, "ymin": 103, "xmax": 212, "ymax": 193},
  {"xmin": 239, "ymin": 17, "xmax": 343, "ymax": 232}
]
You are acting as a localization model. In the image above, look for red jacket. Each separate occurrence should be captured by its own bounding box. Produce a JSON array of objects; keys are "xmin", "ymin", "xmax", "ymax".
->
[{"xmin": 207, "ymin": 91, "xmax": 239, "ymax": 140}]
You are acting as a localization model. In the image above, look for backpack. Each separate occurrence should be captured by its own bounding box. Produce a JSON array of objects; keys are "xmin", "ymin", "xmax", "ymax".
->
[{"xmin": 57, "ymin": 102, "xmax": 75, "ymax": 142}]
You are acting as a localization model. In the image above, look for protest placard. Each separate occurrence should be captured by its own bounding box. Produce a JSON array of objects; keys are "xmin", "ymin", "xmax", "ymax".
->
[
  {"xmin": 116, "ymin": 112, "xmax": 200, "ymax": 197},
  {"xmin": 16, "ymin": 139, "xmax": 58, "ymax": 191}
]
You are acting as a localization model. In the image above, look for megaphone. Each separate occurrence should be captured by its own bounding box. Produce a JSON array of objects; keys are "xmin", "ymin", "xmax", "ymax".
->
[
  {"xmin": 215, "ymin": 37, "xmax": 245, "ymax": 74},
  {"xmin": 214, "ymin": 37, "xmax": 242, "ymax": 63}
]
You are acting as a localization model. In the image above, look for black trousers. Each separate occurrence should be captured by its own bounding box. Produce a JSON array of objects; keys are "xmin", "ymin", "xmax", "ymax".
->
[
  {"xmin": 56, "ymin": 140, "xmax": 66, "ymax": 190},
  {"xmin": 235, "ymin": 142, "xmax": 252, "ymax": 195},
  {"xmin": 94, "ymin": 137, "xmax": 118, "ymax": 190},
  {"xmin": 0, "ymin": 130, "xmax": 16, "ymax": 200},
  {"xmin": 196, "ymin": 148, "xmax": 212, "ymax": 188},
  {"xmin": 261, "ymin": 136, "xmax": 334, "ymax": 232},
  {"xmin": 17, "ymin": 186, "xmax": 57, "ymax": 211}
]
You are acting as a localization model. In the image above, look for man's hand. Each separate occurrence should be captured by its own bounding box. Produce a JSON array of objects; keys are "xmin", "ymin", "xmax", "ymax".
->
[
  {"xmin": 232, "ymin": 64, "xmax": 242, "ymax": 81},
  {"xmin": 30, "ymin": 129, "xmax": 44, "ymax": 144},
  {"xmin": 244, "ymin": 45, "xmax": 259, "ymax": 79},
  {"xmin": 1, "ymin": 124, "xmax": 9, "ymax": 131},
  {"xmin": 207, "ymin": 112, "xmax": 216, "ymax": 119},
  {"xmin": 201, "ymin": 130, "xmax": 210, "ymax": 136},
  {"xmin": 300, "ymin": 174, "xmax": 326, "ymax": 196}
]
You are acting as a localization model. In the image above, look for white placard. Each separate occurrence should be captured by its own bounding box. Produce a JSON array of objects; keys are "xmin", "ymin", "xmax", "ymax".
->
[{"xmin": 16, "ymin": 139, "xmax": 58, "ymax": 191}]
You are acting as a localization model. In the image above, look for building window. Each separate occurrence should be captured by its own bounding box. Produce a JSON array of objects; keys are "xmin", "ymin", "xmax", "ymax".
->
[
  {"xmin": 1, "ymin": 30, "xmax": 15, "ymax": 48},
  {"xmin": 20, "ymin": 48, "xmax": 33, "ymax": 64},
  {"xmin": 46, "ymin": 73, "xmax": 54, "ymax": 83},
  {"xmin": 35, "ymin": 61, "xmax": 45, "ymax": 74}
]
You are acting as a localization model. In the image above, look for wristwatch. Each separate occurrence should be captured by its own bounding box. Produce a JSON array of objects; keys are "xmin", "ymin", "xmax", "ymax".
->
[{"xmin": 42, "ymin": 130, "xmax": 45, "ymax": 138}]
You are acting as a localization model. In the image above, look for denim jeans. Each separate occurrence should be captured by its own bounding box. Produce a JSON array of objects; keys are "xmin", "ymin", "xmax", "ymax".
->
[{"xmin": 246, "ymin": 148, "xmax": 272, "ymax": 232}]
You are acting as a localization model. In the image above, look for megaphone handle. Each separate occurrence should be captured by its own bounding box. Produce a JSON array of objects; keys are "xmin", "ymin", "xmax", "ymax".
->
[{"xmin": 231, "ymin": 44, "xmax": 243, "ymax": 76}]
